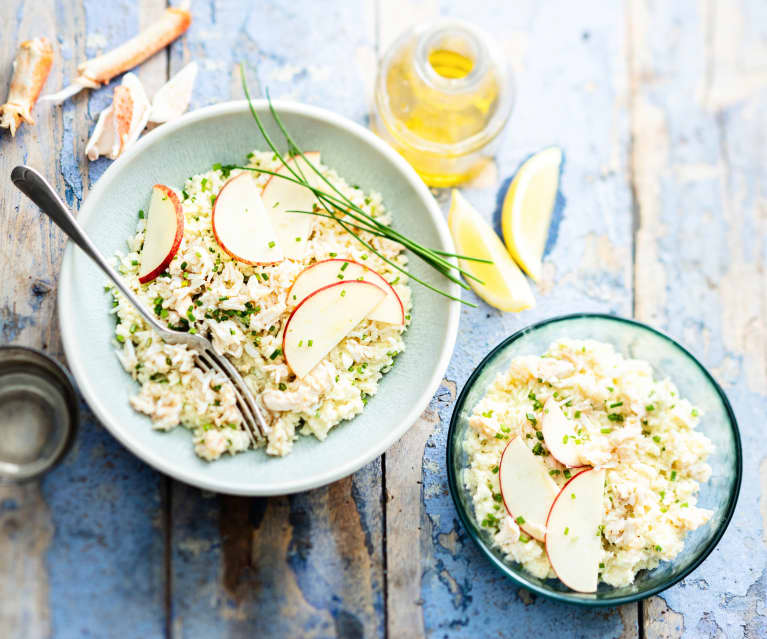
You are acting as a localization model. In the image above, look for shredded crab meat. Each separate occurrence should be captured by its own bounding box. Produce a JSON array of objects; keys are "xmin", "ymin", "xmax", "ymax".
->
[
  {"xmin": 111, "ymin": 152, "xmax": 411, "ymax": 459},
  {"xmin": 463, "ymin": 339, "xmax": 714, "ymax": 587},
  {"xmin": 0, "ymin": 37, "xmax": 54, "ymax": 136}
]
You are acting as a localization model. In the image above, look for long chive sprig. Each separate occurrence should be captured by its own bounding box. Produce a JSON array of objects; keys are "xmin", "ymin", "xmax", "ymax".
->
[{"xmin": 238, "ymin": 65, "xmax": 487, "ymax": 306}]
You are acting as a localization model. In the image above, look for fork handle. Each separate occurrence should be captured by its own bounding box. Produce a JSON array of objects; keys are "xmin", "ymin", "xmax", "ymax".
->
[{"xmin": 11, "ymin": 165, "xmax": 166, "ymax": 333}]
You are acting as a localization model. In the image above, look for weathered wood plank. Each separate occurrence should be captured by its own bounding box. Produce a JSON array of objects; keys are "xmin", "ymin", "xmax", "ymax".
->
[
  {"xmin": 47, "ymin": 0, "xmax": 170, "ymax": 635},
  {"xmin": 630, "ymin": 0, "xmax": 767, "ymax": 637},
  {"xmin": 382, "ymin": 0, "xmax": 638, "ymax": 636},
  {"xmin": 0, "ymin": 2, "xmax": 86, "ymax": 637},
  {"xmin": 0, "ymin": 1, "xmax": 169, "ymax": 637},
  {"xmin": 167, "ymin": 2, "xmax": 384, "ymax": 637}
]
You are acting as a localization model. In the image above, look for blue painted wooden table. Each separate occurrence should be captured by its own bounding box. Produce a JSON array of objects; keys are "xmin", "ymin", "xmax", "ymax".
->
[{"xmin": 1, "ymin": 1, "xmax": 765, "ymax": 637}]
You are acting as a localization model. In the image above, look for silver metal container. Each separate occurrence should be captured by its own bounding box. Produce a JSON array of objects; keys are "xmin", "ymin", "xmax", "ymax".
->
[{"xmin": 0, "ymin": 346, "xmax": 78, "ymax": 481}]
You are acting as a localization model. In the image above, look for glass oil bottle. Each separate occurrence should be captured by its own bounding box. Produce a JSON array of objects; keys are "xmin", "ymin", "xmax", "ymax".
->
[{"xmin": 373, "ymin": 19, "xmax": 514, "ymax": 187}]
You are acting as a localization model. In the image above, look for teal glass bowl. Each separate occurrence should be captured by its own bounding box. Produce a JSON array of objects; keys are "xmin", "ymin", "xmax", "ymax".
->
[{"xmin": 446, "ymin": 313, "xmax": 742, "ymax": 606}]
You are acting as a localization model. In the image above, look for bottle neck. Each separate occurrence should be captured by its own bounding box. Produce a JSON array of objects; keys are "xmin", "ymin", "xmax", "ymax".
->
[{"xmin": 412, "ymin": 20, "xmax": 490, "ymax": 94}]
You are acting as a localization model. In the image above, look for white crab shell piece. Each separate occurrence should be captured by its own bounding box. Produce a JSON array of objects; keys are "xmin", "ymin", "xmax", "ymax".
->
[
  {"xmin": 149, "ymin": 61, "xmax": 197, "ymax": 124},
  {"xmin": 85, "ymin": 72, "xmax": 150, "ymax": 161}
]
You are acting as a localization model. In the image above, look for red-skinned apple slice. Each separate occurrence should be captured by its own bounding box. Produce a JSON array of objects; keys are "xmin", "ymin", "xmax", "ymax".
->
[
  {"xmin": 286, "ymin": 259, "xmax": 404, "ymax": 325},
  {"xmin": 138, "ymin": 184, "xmax": 184, "ymax": 284},
  {"xmin": 545, "ymin": 468, "xmax": 606, "ymax": 593},
  {"xmin": 498, "ymin": 436, "xmax": 560, "ymax": 542},
  {"xmin": 283, "ymin": 280, "xmax": 386, "ymax": 378},
  {"xmin": 212, "ymin": 173, "xmax": 283, "ymax": 265},
  {"xmin": 542, "ymin": 397, "xmax": 582, "ymax": 467},
  {"xmin": 261, "ymin": 152, "xmax": 321, "ymax": 260}
]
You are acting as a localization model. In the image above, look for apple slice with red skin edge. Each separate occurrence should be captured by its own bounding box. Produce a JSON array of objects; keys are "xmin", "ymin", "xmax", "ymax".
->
[
  {"xmin": 212, "ymin": 173, "xmax": 283, "ymax": 265},
  {"xmin": 138, "ymin": 184, "xmax": 184, "ymax": 284},
  {"xmin": 261, "ymin": 152, "xmax": 321, "ymax": 260},
  {"xmin": 545, "ymin": 467, "xmax": 606, "ymax": 593},
  {"xmin": 283, "ymin": 280, "xmax": 386, "ymax": 379},
  {"xmin": 286, "ymin": 259, "xmax": 404, "ymax": 325},
  {"xmin": 542, "ymin": 397, "xmax": 583, "ymax": 467},
  {"xmin": 498, "ymin": 436, "xmax": 560, "ymax": 542}
]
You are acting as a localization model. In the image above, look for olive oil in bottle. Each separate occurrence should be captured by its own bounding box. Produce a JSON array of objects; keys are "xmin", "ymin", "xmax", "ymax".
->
[{"xmin": 374, "ymin": 20, "xmax": 514, "ymax": 187}]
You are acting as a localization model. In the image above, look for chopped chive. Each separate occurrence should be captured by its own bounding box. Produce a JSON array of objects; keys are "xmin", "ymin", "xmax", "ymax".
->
[
  {"xmin": 269, "ymin": 348, "xmax": 282, "ymax": 360},
  {"xmin": 515, "ymin": 516, "xmax": 525, "ymax": 525}
]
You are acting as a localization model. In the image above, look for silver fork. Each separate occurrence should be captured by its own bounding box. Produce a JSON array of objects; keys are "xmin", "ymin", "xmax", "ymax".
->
[{"xmin": 11, "ymin": 165, "xmax": 270, "ymax": 444}]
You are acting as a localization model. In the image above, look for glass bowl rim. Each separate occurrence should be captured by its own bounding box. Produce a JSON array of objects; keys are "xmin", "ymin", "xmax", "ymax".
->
[{"xmin": 446, "ymin": 312, "xmax": 743, "ymax": 607}]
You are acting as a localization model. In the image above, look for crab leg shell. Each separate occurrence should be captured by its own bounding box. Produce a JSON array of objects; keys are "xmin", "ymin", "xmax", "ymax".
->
[
  {"xmin": 85, "ymin": 73, "xmax": 150, "ymax": 161},
  {"xmin": 76, "ymin": 6, "xmax": 191, "ymax": 89},
  {"xmin": 0, "ymin": 37, "xmax": 54, "ymax": 136}
]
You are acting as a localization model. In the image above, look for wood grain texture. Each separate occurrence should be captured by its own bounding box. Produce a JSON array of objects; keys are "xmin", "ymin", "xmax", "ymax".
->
[
  {"xmin": 166, "ymin": 2, "xmax": 384, "ymax": 637},
  {"xmin": 0, "ymin": 1, "xmax": 169, "ymax": 638},
  {"xmin": 391, "ymin": 0, "xmax": 638, "ymax": 636},
  {"xmin": 629, "ymin": 0, "xmax": 767, "ymax": 637},
  {"xmin": 1, "ymin": 0, "xmax": 765, "ymax": 637}
]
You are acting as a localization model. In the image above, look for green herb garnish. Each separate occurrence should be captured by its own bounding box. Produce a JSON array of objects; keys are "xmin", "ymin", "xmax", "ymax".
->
[{"xmin": 236, "ymin": 66, "xmax": 490, "ymax": 307}]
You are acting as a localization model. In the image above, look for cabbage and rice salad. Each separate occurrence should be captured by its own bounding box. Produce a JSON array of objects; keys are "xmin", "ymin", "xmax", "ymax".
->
[
  {"xmin": 108, "ymin": 151, "xmax": 412, "ymax": 459},
  {"xmin": 464, "ymin": 338, "xmax": 714, "ymax": 587}
]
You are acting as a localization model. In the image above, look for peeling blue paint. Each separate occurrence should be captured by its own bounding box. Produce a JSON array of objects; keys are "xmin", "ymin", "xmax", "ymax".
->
[{"xmin": 41, "ymin": 401, "xmax": 166, "ymax": 638}]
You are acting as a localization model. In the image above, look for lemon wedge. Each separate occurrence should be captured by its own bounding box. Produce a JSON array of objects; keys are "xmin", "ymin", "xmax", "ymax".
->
[
  {"xmin": 448, "ymin": 190, "xmax": 535, "ymax": 312},
  {"xmin": 501, "ymin": 146, "xmax": 562, "ymax": 281}
]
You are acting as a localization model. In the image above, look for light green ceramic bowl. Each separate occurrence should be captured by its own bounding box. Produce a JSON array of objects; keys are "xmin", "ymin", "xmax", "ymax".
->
[{"xmin": 59, "ymin": 100, "xmax": 460, "ymax": 495}]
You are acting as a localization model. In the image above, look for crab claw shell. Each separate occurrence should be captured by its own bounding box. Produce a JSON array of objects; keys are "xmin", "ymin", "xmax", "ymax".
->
[
  {"xmin": 0, "ymin": 37, "xmax": 54, "ymax": 136},
  {"xmin": 85, "ymin": 72, "xmax": 150, "ymax": 161},
  {"xmin": 148, "ymin": 61, "xmax": 197, "ymax": 124},
  {"xmin": 77, "ymin": 5, "xmax": 191, "ymax": 89}
]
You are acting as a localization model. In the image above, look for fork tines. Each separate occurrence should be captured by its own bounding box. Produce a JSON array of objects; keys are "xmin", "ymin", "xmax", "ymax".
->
[{"xmin": 193, "ymin": 348, "xmax": 270, "ymax": 445}]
